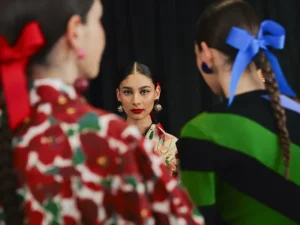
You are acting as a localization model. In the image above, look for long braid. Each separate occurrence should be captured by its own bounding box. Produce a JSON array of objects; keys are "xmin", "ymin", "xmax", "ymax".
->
[
  {"xmin": 0, "ymin": 98, "xmax": 23, "ymax": 224},
  {"xmin": 261, "ymin": 58, "xmax": 291, "ymax": 179}
]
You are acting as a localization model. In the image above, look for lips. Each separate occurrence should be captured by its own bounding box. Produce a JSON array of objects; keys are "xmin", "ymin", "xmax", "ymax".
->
[{"xmin": 131, "ymin": 109, "xmax": 144, "ymax": 114}]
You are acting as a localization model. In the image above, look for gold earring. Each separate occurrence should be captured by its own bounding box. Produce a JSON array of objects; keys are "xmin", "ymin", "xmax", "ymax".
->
[
  {"xmin": 117, "ymin": 105, "xmax": 123, "ymax": 113},
  {"xmin": 154, "ymin": 101, "xmax": 162, "ymax": 112}
]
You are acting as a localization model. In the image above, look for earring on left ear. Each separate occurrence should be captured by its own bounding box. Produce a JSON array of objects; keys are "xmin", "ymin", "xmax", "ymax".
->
[
  {"xmin": 154, "ymin": 99, "xmax": 162, "ymax": 112},
  {"xmin": 201, "ymin": 62, "xmax": 214, "ymax": 74},
  {"xmin": 77, "ymin": 49, "xmax": 86, "ymax": 60}
]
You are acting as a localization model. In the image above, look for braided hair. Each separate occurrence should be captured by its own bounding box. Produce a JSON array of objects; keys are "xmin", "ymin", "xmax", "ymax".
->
[
  {"xmin": 195, "ymin": 0, "xmax": 292, "ymax": 179},
  {"xmin": 260, "ymin": 57, "xmax": 291, "ymax": 178}
]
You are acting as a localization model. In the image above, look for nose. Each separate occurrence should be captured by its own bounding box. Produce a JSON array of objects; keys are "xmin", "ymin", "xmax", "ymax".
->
[{"xmin": 132, "ymin": 93, "xmax": 141, "ymax": 106}]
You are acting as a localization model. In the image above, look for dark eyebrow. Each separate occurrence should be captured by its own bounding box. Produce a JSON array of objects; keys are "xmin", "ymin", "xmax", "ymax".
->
[
  {"xmin": 121, "ymin": 86, "xmax": 132, "ymax": 90},
  {"xmin": 139, "ymin": 86, "xmax": 151, "ymax": 89}
]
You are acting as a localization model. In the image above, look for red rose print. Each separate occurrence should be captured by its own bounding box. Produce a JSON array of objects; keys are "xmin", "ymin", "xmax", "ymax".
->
[{"xmin": 28, "ymin": 125, "xmax": 73, "ymax": 165}]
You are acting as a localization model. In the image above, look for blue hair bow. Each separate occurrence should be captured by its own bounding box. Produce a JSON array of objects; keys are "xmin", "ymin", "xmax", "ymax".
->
[{"xmin": 226, "ymin": 20, "xmax": 296, "ymax": 106}]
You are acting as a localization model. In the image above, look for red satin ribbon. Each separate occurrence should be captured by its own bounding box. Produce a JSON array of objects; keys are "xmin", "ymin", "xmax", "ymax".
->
[{"xmin": 0, "ymin": 22, "xmax": 45, "ymax": 129}]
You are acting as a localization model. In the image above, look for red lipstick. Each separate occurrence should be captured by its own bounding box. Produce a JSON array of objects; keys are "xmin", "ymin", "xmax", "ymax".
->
[{"xmin": 131, "ymin": 109, "xmax": 144, "ymax": 114}]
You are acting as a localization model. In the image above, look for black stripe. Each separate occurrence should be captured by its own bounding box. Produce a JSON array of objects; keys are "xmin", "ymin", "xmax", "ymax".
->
[
  {"xmin": 177, "ymin": 138, "xmax": 239, "ymax": 172},
  {"xmin": 198, "ymin": 205, "xmax": 231, "ymax": 225},
  {"xmin": 178, "ymin": 138, "xmax": 300, "ymax": 223},
  {"xmin": 209, "ymin": 90, "xmax": 300, "ymax": 146}
]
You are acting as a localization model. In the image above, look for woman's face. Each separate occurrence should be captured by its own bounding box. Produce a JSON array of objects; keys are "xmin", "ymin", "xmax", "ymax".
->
[
  {"xmin": 117, "ymin": 73, "xmax": 160, "ymax": 121},
  {"xmin": 76, "ymin": 0, "xmax": 105, "ymax": 79}
]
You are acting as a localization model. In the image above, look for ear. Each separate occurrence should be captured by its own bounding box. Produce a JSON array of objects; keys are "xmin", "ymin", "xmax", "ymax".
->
[
  {"xmin": 155, "ymin": 85, "xmax": 161, "ymax": 100},
  {"xmin": 200, "ymin": 42, "xmax": 213, "ymax": 67},
  {"xmin": 194, "ymin": 43, "xmax": 202, "ymax": 72},
  {"xmin": 116, "ymin": 88, "xmax": 121, "ymax": 101},
  {"xmin": 65, "ymin": 15, "xmax": 84, "ymax": 50},
  {"xmin": 257, "ymin": 69, "xmax": 265, "ymax": 82}
]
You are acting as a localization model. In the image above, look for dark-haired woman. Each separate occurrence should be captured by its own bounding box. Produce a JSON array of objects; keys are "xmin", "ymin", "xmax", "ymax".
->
[
  {"xmin": 0, "ymin": 0, "xmax": 204, "ymax": 224},
  {"xmin": 116, "ymin": 62, "xmax": 178, "ymax": 176},
  {"xmin": 178, "ymin": 0, "xmax": 300, "ymax": 225}
]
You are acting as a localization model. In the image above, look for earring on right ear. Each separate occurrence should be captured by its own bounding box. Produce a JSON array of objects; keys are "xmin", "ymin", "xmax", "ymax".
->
[
  {"xmin": 201, "ymin": 62, "xmax": 214, "ymax": 74},
  {"xmin": 117, "ymin": 105, "xmax": 123, "ymax": 113}
]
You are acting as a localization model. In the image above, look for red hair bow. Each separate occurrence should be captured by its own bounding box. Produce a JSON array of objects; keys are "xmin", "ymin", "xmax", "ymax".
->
[{"xmin": 0, "ymin": 22, "xmax": 45, "ymax": 129}]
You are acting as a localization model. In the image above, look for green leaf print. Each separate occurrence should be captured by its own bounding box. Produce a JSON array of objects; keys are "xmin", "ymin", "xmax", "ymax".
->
[
  {"xmin": 48, "ymin": 115, "xmax": 57, "ymax": 125},
  {"xmin": 78, "ymin": 112, "xmax": 101, "ymax": 132},
  {"xmin": 72, "ymin": 147, "xmax": 85, "ymax": 165},
  {"xmin": 149, "ymin": 130, "xmax": 154, "ymax": 140},
  {"xmin": 101, "ymin": 179, "xmax": 113, "ymax": 188},
  {"xmin": 45, "ymin": 166, "xmax": 60, "ymax": 175},
  {"xmin": 124, "ymin": 176, "xmax": 138, "ymax": 189},
  {"xmin": 44, "ymin": 200, "xmax": 60, "ymax": 225},
  {"xmin": 75, "ymin": 178, "xmax": 83, "ymax": 190},
  {"xmin": 67, "ymin": 128, "xmax": 76, "ymax": 137}
]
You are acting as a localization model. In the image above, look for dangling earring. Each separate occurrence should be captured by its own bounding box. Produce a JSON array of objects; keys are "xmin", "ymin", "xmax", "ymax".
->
[
  {"xmin": 117, "ymin": 105, "xmax": 123, "ymax": 113},
  {"xmin": 154, "ymin": 99, "xmax": 162, "ymax": 112},
  {"xmin": 201, "ymin": 62, "xmax": 214, "ymax": 74},
  {"xmin": 77, "ymin": 49, "xmax": 85, "ymax": 60}
]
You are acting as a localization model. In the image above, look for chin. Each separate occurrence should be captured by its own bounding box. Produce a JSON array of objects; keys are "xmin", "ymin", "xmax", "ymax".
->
[
  {"xmin": 86, "ymin": 71, "xmax": 99, "ymax": 80},
  {"xmin": 129, "ymin": 114, "xmax": 146, "ymax": 121},
  {"xmin": 84, "ymin": 66, "xmax": 100, "ymax": 80}
]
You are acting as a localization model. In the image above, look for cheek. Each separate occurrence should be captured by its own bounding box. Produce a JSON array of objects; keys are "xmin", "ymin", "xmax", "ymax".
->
[
  {"xmin": 87, "ymin": 23, "xmax": 105, "ymax": 57},
  {"xmin": 143, "ymin": 96, "xmax": 155, "ymax": 111},
  {"xmin": 119, "ymin": 97, "xmax": 131, "ymax": 110}
]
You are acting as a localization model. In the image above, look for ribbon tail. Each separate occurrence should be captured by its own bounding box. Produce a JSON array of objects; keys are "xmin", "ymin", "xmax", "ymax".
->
[
  {"xmin": 262, "ymin": 94, "xmax": 300, "ymax": 114},
  {"xmin": 264, "ymin": 50, "xmax": 296, "ymax": 97},
  {"xmin": 1, "ymin": 64, "xmax": 31, "ymax": 129},
  {"xmin": 228, "ymin": 51, "xmax": 254, "ymax": 106}
]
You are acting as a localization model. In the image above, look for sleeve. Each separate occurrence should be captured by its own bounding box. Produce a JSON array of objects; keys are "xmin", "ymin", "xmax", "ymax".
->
[
  {"xmin": 177, "ymin": 137, "xmax": 217, "ymax": 225},
  {"xmin": 18, "ymin": 118, "xmax": 204, "ymax": 225},
  {"xmin": 71, "ymin": 122, "xmax": 205, "ymax": 225},
  {"xmin": 177, "ymin": 128, "xmax": 237, "ymax": 225},
  {"xmin": 162, "ymin": 135, "xmax": 178, "ymax": 176}
]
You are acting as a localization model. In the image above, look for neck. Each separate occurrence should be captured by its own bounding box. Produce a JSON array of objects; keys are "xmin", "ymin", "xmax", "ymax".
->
[
  {"xmin": 220, "ymin": 68, "xmax": 265, "ymax": 98},
  {"xmin": 127, "ymin": 115, "xmax": 152, "ymax": 134},
  {"xmin": 30, "ymin": 40, "xmax": 80, "ymax": 85},
  {"xmin": 30, "ymin": 64, "xmax": 79, "ymax": 85}
]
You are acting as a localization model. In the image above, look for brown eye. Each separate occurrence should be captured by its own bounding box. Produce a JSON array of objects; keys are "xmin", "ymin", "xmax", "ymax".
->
[
  {"xmin": 123, "ymin": 90, "xmax": 132, "ymax": 96},
  {"xmin": 140, "ymin": 90, "xmax": 150, "ymax": 95}
]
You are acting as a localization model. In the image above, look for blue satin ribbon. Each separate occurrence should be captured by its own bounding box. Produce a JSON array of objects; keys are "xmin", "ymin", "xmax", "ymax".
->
[
  {"xmin": 226, "ymin": 20, "xmax": 296, "ymax": 106},
  {"xmin": 262, "ymin": 94, "xmax": 300, "ymax": 114}
]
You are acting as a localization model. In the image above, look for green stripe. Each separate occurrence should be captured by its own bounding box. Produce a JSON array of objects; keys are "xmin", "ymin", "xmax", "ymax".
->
[
  {"xmin": 180, "ymin": 113, "xmax": 300, "ymax": 185},
  {"xmin": 181, "ymin": 171, "xmax": 215, "ymax": 206},
  {"xmin": 216, "ymin": 179, "xmax": 297, "ymax": 225}
]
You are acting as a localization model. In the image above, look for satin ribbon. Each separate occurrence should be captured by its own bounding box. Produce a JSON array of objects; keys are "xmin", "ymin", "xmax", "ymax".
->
[
  {"xmin": 226, "ymin": 20, "xmax": 296, "ymax": 106},
  {"xmin": 262, "ymin": 94, "xmax": 300, "ymax": 114},
  {"xmin": 0, "ymin": 22, "xmax": 45, "ymax": 129}
]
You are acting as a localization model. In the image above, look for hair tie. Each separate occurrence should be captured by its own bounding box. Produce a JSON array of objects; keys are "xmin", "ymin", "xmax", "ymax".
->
[
  {"xmin": 0, "ymin": 22, "xmax": 45, "ymax": 129},
  {"xmin": 226, "ymin": 20, "xmax": 296, "ymax": 106}
]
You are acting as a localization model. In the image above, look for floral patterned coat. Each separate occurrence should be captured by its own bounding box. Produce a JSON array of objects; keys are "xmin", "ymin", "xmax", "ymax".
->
[
  {"xmin": 145, "ymin": 124, "xmax": 178, "ymax": 176},
  {"xmin": 0, "ymin": 78, "xmax": 204, "ymax": 225}
]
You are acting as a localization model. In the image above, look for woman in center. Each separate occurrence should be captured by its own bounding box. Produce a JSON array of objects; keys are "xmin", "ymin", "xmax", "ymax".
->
[{"xmin": 117, "ymin": 62, "xmax": 178, "ymax": 175}]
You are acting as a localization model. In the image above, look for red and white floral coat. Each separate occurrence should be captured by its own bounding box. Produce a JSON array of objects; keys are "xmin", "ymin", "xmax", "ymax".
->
[{"xmin": 0, "ymin": 78, "xmax": 204, "ymax": 225}]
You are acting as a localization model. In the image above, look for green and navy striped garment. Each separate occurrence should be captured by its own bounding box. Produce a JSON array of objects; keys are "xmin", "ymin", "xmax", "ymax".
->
[{"xmin": 178, "ymin": 90, "xmax": 300, "ymax": 225}]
